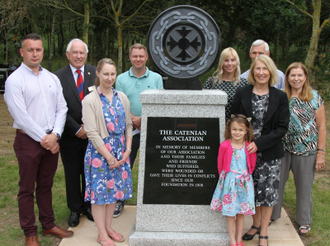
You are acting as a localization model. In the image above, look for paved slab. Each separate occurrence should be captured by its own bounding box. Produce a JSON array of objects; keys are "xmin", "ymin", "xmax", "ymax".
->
[{"xmin": 59, "ymin": 206, "xmax": 303, "ymax": 246}]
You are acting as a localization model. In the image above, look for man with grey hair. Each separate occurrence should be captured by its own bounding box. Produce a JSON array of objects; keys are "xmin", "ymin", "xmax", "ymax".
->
[
  {"xmin": 55, "ymin": 39, "xmax": 96, "ymax": 227},
  {"xmin": 241, "ymin": 39, "xmax": 285, "ymax": 89}
]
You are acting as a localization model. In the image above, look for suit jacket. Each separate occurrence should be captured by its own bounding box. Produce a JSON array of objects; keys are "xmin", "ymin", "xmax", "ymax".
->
[
  {"xmin": 231, "ymin": 85, "xmax": 290, "ymax": 161},
  {"xmin": 54, "ymin": 64, "xmax": 96, "ymax": 148}
]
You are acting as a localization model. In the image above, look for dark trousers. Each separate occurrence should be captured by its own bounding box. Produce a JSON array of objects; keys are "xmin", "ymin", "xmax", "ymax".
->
[
  {"xmin": 14, "ymin": 132, "xmax": 58, "ymax": 237},
  {"xmin": 130, "ymin": 133, "xmax": 140, "ymax": 169},
  {"xmin": 60, "ymin": 139, "xmax": 90, "ymax": 213}
]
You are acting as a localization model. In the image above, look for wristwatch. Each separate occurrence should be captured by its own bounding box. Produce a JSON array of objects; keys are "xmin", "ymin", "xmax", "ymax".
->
[{"xmin": 53, "ymin": 132, "xmax": 61, "ymax": 139}]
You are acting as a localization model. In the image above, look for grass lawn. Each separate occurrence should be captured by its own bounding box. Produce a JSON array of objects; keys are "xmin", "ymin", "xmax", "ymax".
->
[{"xmin": 0, "ymin": 94, "xmax": 329, "ymax": 246}]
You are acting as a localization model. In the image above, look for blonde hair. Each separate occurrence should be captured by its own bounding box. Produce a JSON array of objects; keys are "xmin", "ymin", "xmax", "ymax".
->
[
  {"xmin": 212, "ymin": 47, "xmax": 241, "ymax": 86},
  {"xmin": 247, "ymin": 55, "xmax": 278, "ymax": 87},
  {"xmin": 95, "ymin": 58, "xmax": 116, "ymax": 86},
  {"xmin": 284, "ymin": 62, "xmax": 313, "ymax": 101},
  {"xmin": 224, "ymin": 114, "xmax": 255, "ymax": 142}
]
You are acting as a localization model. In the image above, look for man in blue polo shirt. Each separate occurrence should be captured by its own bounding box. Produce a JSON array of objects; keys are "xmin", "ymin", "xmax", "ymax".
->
[{"xmin": 115, "ymin": 43, "xmax": 163, "ymax": 217}]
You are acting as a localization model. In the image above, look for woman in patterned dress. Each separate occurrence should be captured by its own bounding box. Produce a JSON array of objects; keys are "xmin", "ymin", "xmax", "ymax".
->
[
  {"xmin": 82, "ymin": 58, "xmax": 133, "ymax": 246},
  {"xmin": 231, "ymin": 55, "xmax": 290, "ymax": 246},
  {"xmin": 204, "ymin": 47, "xmax": 249, "ymax": 120},
  {"xmin": 271, "ymin": 62, "xmax": 326, "ymax": 236}
]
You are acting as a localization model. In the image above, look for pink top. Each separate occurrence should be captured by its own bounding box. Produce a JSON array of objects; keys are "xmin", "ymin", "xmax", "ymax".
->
[{"xmin": 217, "ymin": 139, "xmax": 257, "ymax": 175}]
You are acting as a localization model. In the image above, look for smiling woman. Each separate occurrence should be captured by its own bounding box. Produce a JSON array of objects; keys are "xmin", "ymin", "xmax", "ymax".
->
[
  {"xmin": 231, "ymin": 55, "xmax": 290, "ymax": 246},
  {"xmin": 272, "ymin": 62, "xmax": 326, "ymax": 237},
  {"xmin": 203, "ymin": 47, "xmax": 249, "ymax": 120},
  {"xmin": 82, "ymin": 58, "xmax": 133, "ymax": 246}
]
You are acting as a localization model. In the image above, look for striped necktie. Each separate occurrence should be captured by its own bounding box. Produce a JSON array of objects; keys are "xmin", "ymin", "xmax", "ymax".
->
[{"xmin": 76, "ymin": 69, "xmax": 84, "ymax": 101}]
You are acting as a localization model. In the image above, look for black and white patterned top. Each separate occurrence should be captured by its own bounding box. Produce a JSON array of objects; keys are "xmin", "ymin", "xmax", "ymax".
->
[
  {"xmin": 251, "ymin": 92, "xmax": 269, "ymax": 139},
  {"xmin": 204, "ymin": 77, "xmax": 249, "ymax": 120}
]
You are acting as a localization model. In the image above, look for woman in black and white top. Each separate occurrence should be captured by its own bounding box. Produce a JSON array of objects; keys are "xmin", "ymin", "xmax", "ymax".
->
[{"xmin": 204, "ymin": 47, "xmax": 249, "ymax": 120}]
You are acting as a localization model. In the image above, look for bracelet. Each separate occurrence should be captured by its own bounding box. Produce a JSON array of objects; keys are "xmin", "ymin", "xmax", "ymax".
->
[
  {"xmin": 109, "ymin": 160, "xmax": 115, "ymax": 165},
  {"xmin": 317, "ymin": 149, "xmax": 325, "ymax": 152},
  {"xmin": 127, "ymin": 148, "xmax": 131, "ymax": 152}
]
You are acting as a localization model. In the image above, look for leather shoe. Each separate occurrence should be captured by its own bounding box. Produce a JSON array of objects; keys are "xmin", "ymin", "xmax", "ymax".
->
[
  {"xmin": 82, "ymin": 208, "xmax": 94, "ymax": 222},
  {"xmin": 26, "ymin": 235, "xmax": 39, "ymax": 246},
  {"xmin": 42, "ymin": 225, "xmax": 74, "ymax": 239},
  {"xmin": 242, "ymin": 225, "xmax": 260, "ymax": 241},
  {"xmin": 68, "ymin": 211, "xmax": 80, "ymax": 227}
]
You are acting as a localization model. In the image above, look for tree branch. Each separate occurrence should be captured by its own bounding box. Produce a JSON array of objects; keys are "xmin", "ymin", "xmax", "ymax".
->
[
  {"xmin": 285, "ymin": 0, "xmax": 313, "ymax": 18},
  {"xmin": 320, "ymin": 18, "xmax": 330, "ymax": 33}
]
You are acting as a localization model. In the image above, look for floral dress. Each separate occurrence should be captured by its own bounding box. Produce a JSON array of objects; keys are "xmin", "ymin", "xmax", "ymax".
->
[
  {"xmin": 84, "ymin": 88, "xmax": 133, "ymax": 205},
  {"xmin": 210, "ymin": 145, "xmax": 255, "ymax": 216}
]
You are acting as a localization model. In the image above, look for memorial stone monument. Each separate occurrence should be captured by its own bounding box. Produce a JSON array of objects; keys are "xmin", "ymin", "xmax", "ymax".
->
[{"xmin": 129, "ymin": 5, "xmax": 229, "ymax": 245}]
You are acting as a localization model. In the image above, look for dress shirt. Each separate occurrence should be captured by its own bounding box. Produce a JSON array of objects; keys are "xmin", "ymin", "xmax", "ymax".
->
[
  {"xmin": 4, "ymin": 62, "xmax": 68, "ymax": 142},
  {"xmin": 69, "ymin": 64, "xmax": 85, "ymax": 86}
]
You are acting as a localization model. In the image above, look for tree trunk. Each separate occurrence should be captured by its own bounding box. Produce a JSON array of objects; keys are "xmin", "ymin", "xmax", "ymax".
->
[
  {"xmin": 58, "ymin": 16, "xmax": 64, "ymax": 56},
  {"xmin": 48, "ymin": 12, "xmax": 56, "ymax": 71},
  {"xmin": 89, "ymin": 31, "xmax": 94, "ymax": 64},
  {"xmin": 274, "ymin": 34, "xmax": 279, "ymax": 66},
  {"xmin": 305, "ymin": 0, "xmax": 322, "ymax": 68},
  {"xmin": 75, "ymin": 19, "xmax": 80, "ymax": 38},
  {"xmin": 117, "ymin": 25, "xmax": 123, "ymax": 74},
  {"xmin": 83, "ymin": 1, "xmax": 90, "ymax": 45},
  {"xmin": 105, "ymin": 27, "xmax": 109, "ymax": 57},
  {"xmin": 285, "ymin": 31, "xmax": 289, "ymax": 68}
]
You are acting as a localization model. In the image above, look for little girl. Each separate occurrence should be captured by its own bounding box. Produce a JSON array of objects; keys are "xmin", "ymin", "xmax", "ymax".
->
[{"xmin": 210, "ymin": 114, "xmax": 256, "ymax": 246}]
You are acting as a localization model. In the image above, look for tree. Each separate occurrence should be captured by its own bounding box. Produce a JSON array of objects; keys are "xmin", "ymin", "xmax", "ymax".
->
[
  {"xmin": 286, "ymin": 0, "xmax": 330, "ymax": 68},
  {"xmin": 43, "ymin": 0, "xmax": 90, "ymax": 44}
]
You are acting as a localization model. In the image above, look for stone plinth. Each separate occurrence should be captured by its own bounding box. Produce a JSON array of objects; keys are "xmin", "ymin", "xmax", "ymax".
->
[{"xmin": 129, "ymin": 89, "xmax": 229, "ymax": 246}]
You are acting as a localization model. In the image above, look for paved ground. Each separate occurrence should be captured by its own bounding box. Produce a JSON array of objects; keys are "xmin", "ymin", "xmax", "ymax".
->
[{"xmin": 59, "ymin": 206, "xmax": 303, "ymax": 246}]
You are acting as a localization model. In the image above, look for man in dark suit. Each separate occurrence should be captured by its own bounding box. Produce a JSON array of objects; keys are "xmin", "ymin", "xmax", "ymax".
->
[{"xmin": 55, "ymin": 39, "xmax": 96, "ymax": 227}]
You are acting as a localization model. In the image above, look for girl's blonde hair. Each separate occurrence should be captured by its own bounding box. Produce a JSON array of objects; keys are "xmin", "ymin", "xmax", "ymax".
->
[
  {"xmin": 95, "ymin": 58, "xmax": 116, "ymax": 86},
  {"xmin": 224, "ymin": 114, "xmax": 255, "ymax": 143},
  {"xmin": 284, "ymin": 62, "xmax": 313, "ymax": 101},
  {"xmin": 212, "ymin": 47, "xmax": 241, "ymax": 86}
]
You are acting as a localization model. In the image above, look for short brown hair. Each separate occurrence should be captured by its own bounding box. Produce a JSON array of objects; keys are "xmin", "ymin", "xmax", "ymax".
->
[
  {"xmin": 21, "ymin": 33, "xmax": 42, "ymax": 47},
  {"xmin": 284, "ymin": 62, "xmax": 313, "ymax": 102},
  {"xmin": 95, "ymin": 58, "xmax": 116, "ymax": 86},
  {"xmin": 129, "ymin": 43, "xmax": 148, "ymax": 56}
]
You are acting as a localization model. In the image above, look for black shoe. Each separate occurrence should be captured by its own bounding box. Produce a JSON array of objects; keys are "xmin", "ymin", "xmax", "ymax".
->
[
  {"xmin": 68, "ymin": 211, "xmax": 80, "ymax": 227},
  {"xmin": 113, "ymin": 201, "xmax": 124, "ymax": 218},
  {"xmin": 242, "ymin": 225, "xmax": 261, "ymax": 241},
  {"xmin": 259, "ymin": 235, "xmax": 268, "ymax": 246},
  {"xmin": 82, "ymin": 208, "xmax": 94, "ymax": 222}
]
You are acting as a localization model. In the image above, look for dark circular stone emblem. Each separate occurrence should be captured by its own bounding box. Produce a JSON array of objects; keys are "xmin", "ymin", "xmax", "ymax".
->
[{"xmin": 147, "ymin": 5, "xmax": 221, "ymax": 80}]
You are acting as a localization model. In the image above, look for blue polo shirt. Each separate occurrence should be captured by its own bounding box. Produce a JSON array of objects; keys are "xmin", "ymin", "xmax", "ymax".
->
[{"xmin": 116, "ymin": 67, "xmax": 163, "ymax": 116}]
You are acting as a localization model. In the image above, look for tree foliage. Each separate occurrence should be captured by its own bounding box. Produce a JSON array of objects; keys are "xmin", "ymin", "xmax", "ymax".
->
[{"xmin": 0, "ymin": 0, "xmax": 329, "ymax": 77}]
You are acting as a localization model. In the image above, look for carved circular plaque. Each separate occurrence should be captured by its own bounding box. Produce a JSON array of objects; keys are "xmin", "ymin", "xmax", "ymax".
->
[{"xmin": 147, "ymin": 5, "xmax": 221, "ymax": 80}]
